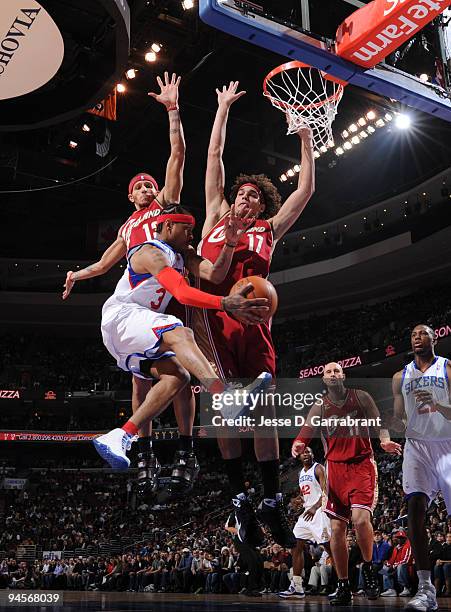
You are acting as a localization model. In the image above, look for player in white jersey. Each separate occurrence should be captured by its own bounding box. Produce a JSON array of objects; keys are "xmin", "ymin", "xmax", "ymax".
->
[
  {"xmin": 392, "ymin": 324, "xmax": 451, "ymax": 612},
  {"xmin": 279, "ymin": 447, "xmax": 331, "ymax": 599},
  {"xmin": 94, "ymin": 205, "xmax": 272, "ymax": 471}
]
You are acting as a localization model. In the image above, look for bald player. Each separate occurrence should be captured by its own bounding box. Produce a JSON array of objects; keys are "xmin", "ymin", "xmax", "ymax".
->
[
  {"xmin": 392, "ymin": 324, "xmax": 451, "ymax": 612},
  {"xmin": 292, "ymin": 362, "xmax": 402, "ymax": 606}
]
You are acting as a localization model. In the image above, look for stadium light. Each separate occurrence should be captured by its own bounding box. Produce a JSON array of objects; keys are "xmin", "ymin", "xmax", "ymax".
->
[
  {"xmin": 351, "ymin": 135, "xmax": 360, "ymax": 145},
  {"xmin": 116, "ymin": 83, "xmax": 126, "ymax": 93},
  {"xmin": 349, "ymin": 123, "xmax": 358, "ymax": 133},
  {"xmin": 335, "ymin": 147, "xmax": 344, "ymax": 156},
  {"xmin": 287, "ymin": 168, "xmax": 295, "ymax": 177},
  {"xmin": 357, "ymin": 117, "xmax": 366, "ymax": 126},
  {"xmin": 395, "ymin": 113, "xmax": 411, "ymax": 129},
  {"xmin": 419, "ymin": 73, "xmax": 429, "ymax": 82},
  {"xmin": 343, "ymin": 141, "xmax": 352, "ymax": 150},
  {"xmin": 145, "ymin": 51, "xmax": 157, "ymax": 63},
  {"xmin": 359, "ymin": 131, "xmax": 368, "ymax": 139},
  {"xmin": 294, "ymin": 164, "xmax": 301, "ymax": 172},
  {"xmin": 280, "ymin": 174, "xmax": 287, "ymax": 182},
  {"xmin": 126, "ymin": 68, "xmax": 136, "ymax": 79},
  {"xmin": 375, "ymin": 118, "xmax": 385, "ymax": 127},
  {"xmin": 151, "ymin": 43, "xmax": 162, "ymax": 53},
  {"xmin": 314, "ymin": 151, "xmax": 320, "ymax": 159},
  {"xmin": 367, "ymin": 125, "xmax": 376, "ymax": 134},
  {"xmin": 182, "ymin": 0, "xmax": 194, "ymax": 8},
  {"xmin": 69, "ymin": 140, "xmax": 78, "ymax": 149},
  {"xmin": 366, "ymin": 110, "xmax": 377, "ymax": 120},
  {"xmin": 342, "ymin": 129, "xmax": 349, "ymax": 138},
  {"xmin": 320, "ymin": 145, "xmax": 328, "ymax": 153},
  {"xmin": 82, "ymin": 123, "xmax": 90, "ymax": 132}
]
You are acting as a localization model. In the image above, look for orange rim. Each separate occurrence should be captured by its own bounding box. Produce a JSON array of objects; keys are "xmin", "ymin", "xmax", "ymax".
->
[{"xmin": 263, "ymin": 60, "xmax": 347, "ymax": 112}]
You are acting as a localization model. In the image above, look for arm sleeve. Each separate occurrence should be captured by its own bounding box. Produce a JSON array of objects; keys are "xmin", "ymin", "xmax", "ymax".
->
[
  {"xmin": 294, "ymin": 425, "xmax": 315, "ymax": 447},
  {"xmin": 156, "ymin": 266, "xmax": 224, "ymax": 310}
]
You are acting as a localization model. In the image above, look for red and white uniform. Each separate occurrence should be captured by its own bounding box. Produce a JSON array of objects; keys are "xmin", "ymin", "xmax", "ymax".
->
[
  {"xmin": 193, "ymin": 212, "xmax": 276, "ymax": 379},
  {"xmin": 321, "ymin": 389, "xmax": 378, "ymax": 523}
]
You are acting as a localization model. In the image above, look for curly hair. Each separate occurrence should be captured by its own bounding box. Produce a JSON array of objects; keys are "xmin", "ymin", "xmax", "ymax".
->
[{"xmin": 229, "ymin": 174, "xmax": 282, "ymax": 220}]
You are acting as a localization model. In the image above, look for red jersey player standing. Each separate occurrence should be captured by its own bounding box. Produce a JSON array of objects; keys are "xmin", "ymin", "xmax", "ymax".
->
[
  {"xmin": 291, "ymin": 362, "xmax": 402, "ymax": 605},
  {"xmin": 192, "ymin": 81, "xmax": 315, "ymax": 548},
  {"xmin": 62, "ymin": 73, "xmax": 197, "ymax": 497}
]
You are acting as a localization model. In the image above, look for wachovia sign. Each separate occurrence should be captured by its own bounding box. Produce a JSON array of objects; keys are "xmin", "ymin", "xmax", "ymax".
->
[{"xmin": 0, "ymin": 0, "xmax": 64, "ymax": 100}]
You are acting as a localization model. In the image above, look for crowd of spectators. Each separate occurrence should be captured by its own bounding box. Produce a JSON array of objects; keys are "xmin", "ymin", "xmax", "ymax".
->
[
  {"xmin": 1, "ymin": 448, "xmax": 450, "ymax": 599},
  {"xmin": 1, "ymin": 284, "xmax": 451, "ymax": 390}
]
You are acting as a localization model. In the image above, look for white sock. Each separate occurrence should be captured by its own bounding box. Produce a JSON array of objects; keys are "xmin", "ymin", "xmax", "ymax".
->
[
  {"xmin": 417, "ymin": 570, "xmax": 432, "ymax": 586},
  {"xmin": 293, "ymin": 575, "xmax": 303, "ymax": 589}
]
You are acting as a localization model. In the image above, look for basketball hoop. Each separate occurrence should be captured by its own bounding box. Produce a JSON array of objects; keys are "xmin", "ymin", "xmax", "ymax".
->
[{"xmin": 263, "ymin": 61, "xmax": 347, "ymax": 152}]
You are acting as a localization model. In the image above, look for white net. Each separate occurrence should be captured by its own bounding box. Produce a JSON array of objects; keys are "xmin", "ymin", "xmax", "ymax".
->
[{"xmin": 263, "ymin": 61, "xmax": 345, "ymax": 152}]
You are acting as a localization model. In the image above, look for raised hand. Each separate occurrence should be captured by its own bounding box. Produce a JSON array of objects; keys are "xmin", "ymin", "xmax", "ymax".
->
[
  {"xmin": 223, "ymin": 204, "xmax": 254, "ymax": 246},
  {"xmin": 222, "ymin": 283, "xmax": 268, "ymax": 324},
  {"xmin": 62, "ymin": 271, "xmax": 75, "ymax": 300},
  {"xmin": 148, "ymin": 72, "xmax": 181, "ymax": 109},
  {"xmin": 216, "ymin": 81, "xmax": 246, "ymax": 108}
]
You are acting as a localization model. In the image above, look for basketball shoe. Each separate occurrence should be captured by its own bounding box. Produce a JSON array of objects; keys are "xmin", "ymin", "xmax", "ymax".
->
[
  {"xmin": 279, "ymin": 580, "xmax": 305, "ymax": 599},
  {"xmin": 404, "ymin": 584, "xmax": 438, "ymax": 611},
  {"xmin": 257, "ymin": 493, "xmax": 296, "ymax": 548},
  {"xmin": 136, "ymin": 450, "xmax": 161, "ymax": 496},
  {"xmin": 93, "ymin": 428, "xmax": 136, "ymax": 470},
  {"xmin": 167, "ymin": 450, "xmax": 200, "ymax": 496},
  {"xmin": 233, "ymin": 493, "xmax": 265, "ymax": 546},
  {"xmin": 329, "ymin": 580, "xmax": 353, "ymax": 606},
  {"xmin": 218, "ymin": 372, "xmax": 272, "ymax": 420},
  {"xmin": 361, "ymin": 561, "xmax": 380, "ymax": 599}
]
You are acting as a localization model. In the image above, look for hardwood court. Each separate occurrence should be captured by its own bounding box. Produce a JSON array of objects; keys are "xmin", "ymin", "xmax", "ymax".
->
[{"xmin": 14, "ymin": 591, "xmax": 451, "ymax": 611}]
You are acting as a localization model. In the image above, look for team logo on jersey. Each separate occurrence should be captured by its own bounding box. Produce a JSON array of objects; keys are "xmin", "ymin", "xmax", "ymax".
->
[{"xmin": 404, "ymin": 375, "xmax": 445, "ymax": 395}]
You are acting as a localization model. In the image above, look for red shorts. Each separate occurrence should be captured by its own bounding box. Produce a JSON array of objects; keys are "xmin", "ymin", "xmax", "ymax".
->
[
  {"xmin": 325, "ymin": 456, "xmax": 378, "ymax": 523},
  {"xmin": 192, "ymin": 308, "xmax": 276, "ymax": 380}
]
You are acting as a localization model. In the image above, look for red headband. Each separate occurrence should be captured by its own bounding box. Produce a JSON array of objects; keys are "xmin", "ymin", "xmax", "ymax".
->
[
  {"xmin": 128, "ymin": 173, "xmax": 159, "ymax": 194},
  {"xmin": 157, "ymin": 213, "xmax": 196, "ymax": 227},
  {"xmin": 240, "ymin": 182, "xmax": 264, "ymax": 201}
]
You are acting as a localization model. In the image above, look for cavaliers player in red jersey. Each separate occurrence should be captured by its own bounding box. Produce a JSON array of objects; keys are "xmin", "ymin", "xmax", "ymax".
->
[
  {"xmin": 292, "ymin": 362, "xmax": 402, "ymax": 605},
  {"xmin": 62, "ymin": 73, "xmax": 198, "ymax": 497},
  {"xmin": 192, "ymin": 81, "xmax": 314, "ymax": 548}
]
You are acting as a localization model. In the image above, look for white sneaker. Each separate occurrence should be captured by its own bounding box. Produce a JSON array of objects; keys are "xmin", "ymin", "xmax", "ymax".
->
[
  {"xmin": 381, "ymin": 588, "xmax": 398, "ymax": 597},
  {"xmin": 219, "ymin": 372, "xmax": 272, "ymax": 420},
  {"xmin": 400, "ymin": 587, "xmax": 411, "ymax": 596},
  {"xmin": 93, "ymin": 428, "xmax": 136, "ymax": 470},
  {"xmin": 404, "ymin": 584, "xmax": 438, "ymax": 611},
  {"xmin": 279, "ymin": 582, "xmax": 305, "ymax": 599}
]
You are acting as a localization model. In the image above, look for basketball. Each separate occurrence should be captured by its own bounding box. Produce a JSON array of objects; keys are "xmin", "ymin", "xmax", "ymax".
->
[{"xmin": 229, "ymin": 275, "xmax": 278, "ymax": 319}]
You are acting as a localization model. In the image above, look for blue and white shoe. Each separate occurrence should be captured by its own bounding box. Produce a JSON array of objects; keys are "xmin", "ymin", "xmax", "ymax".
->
[
  {"xmin": 279, "ymin": 581, "xmax": 305, "ymax": 599},
  {"xmin": 220, "ymin": 371, "xmax": 272, "ymax": 420},
  {"xmin": 93, "ymin": 428, "xmax": 136, "ymax": 471},
  {"xmin": 404, "ymin": 584, "xmax": 438, "ymax": 611}
]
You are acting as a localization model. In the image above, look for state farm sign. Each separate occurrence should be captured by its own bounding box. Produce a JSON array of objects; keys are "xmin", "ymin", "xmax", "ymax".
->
[
  {"xmin": 336, "ymin": 0, "xmax": 450, "ymax": 68},
  {"xmin": 0, "ymin": 0, "xmax": 64, "ymax": 100}
]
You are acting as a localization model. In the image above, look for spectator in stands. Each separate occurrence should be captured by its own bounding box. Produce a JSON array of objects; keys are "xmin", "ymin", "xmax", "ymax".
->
[
  {"xmin": 433, "ymin": 532, "xmax": 451, "ymax": 596},
  {"xmin": 306, "ymin": 546, "xmax": 333, "ymax": 595},
  {"xmin": 380, "ymin": 530, "xmax": 413, "ymax": 597}
]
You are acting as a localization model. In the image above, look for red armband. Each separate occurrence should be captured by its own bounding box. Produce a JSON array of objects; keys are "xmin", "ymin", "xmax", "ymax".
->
[
  {"xmin": 295, "ymin": 425, "xmax": 315, "ymax": 447},
  {"xmin": 156, "ymin": 267, "xmax": 224, "ymax": 310}
]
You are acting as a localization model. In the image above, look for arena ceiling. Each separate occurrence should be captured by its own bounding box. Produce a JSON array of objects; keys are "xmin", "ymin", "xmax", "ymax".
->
[{"xmin": 0, "ymin": 0, "xmax": 450, "ymax": 259}]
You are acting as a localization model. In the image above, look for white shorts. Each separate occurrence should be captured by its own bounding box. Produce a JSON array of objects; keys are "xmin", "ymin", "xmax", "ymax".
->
[
  {"xmin": 293, "ymin": 509, "xmax": 331, "ymax": 544},
  {"xmin": 403, "ymin": 438, "xmax": 451, "ymax": 514},
  {"xmin": 101, "ymin": 303, "xmax": 183, "ymax": 379}
]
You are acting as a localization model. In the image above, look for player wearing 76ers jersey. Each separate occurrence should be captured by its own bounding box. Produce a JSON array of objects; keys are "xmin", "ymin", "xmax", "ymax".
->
[
  {"xmin": 94, "ymin": 207, "xmax": 271, "ymax": 471},
  {"xmin": 292, "ymin": 362, "xmax": 402, "ymax": 606},
  {"xmin": 193, "ymin": 80, "xmax": 315, "ymax": 549},
  {"xmin": 61, "ymin": 73, "xmax": 199, "ymax": 497},
  {"xmin": 391, "ymin": 325, "xmax": 451, "ymax": 612}
]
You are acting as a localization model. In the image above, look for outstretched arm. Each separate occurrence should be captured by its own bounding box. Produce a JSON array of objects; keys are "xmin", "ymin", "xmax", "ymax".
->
[
  {"xmin": 62, "ymin": 235, "xmax": 126, "ymax": 299},
  {"xmin": 203, "ymin": 81, "xmax": 246, "ymax": 237},
  {"xmin": 356, "ymin": 389, "xmax": 402, "ymax": 455},
  {"xmin": 291, "ymin": 401, "xmax": 322, "ymax": 458},
  {"xmin": 269, "ymin": 126, "xmax": 315, "ymax": 242},
  {"xmin": 148, "ymin": 72, "xmax": 185, "ymax": 205},
  {"xmin": 183, "ymin": 206, "xmax": 253, "ymax": 283}
]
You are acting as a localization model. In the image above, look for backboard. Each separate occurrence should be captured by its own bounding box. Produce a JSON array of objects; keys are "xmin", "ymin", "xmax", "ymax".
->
[{"xmin": 199, "ymin": 0, "xmax": 451, "ymax": 122}]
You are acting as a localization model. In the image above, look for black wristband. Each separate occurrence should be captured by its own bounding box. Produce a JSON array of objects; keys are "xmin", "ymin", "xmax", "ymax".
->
[{"xmin": 225, "ymin": 242, "xmax": 237, "ymax": 248}]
